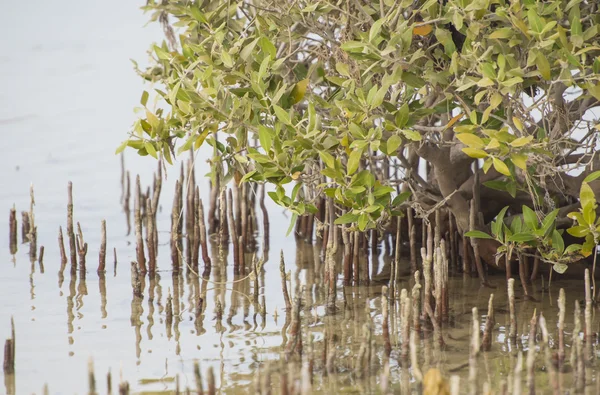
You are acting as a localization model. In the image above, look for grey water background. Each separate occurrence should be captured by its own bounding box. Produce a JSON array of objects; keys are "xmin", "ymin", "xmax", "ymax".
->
[{"xmin": 0, "ymin": 2, "xmax": 296, "ymax": 393}]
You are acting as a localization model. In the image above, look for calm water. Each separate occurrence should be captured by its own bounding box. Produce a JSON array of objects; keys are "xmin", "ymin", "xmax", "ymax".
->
[{"xmin": 0, "ymin": 2, "xmax": 598, "ymax": 395}]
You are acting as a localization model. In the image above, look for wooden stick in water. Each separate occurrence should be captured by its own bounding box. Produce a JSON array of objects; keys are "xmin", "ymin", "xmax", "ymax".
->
[
  {"xmin": 171, "ymin": 180, "xmax": 181, "ymax": 272},
  {"xmin": 21, "ymin": 211, "xmax": 30, "ymax": 243},
  {"xmin": 67, "ymin": 182, "xmax": 77, "ymax": 268},
  {"xmin": 412, "ymin": 271, "xmax": 421, "ymax": 334},
  {"xmin": 9, "ymin": 207, "xmax": 17, "ymax": 255},
  {"xmin": 400, "ymin": 289, "xmax": 410, "ymax": 360},
  {"xmin": 198, "ymin": 199, "xmax": 211, "ymax": 270},
  {"xmin": 539, "ymin": 314, "xmax": 560, "ymax": 395},
  {"xmin": 408, "ymin": 211, "xmax": 417, "ymax": 272},
  {"xmin": 481, "ymin": 294, "xmax": 494, "ymax": 352},
  {"xmin": 280, "ymin": 251, "xmax": 291, "ymax": 311},
  {"xmin": 382, "ymin": 286, "xmax": 391, "ymax": 358},
  {"xmin": 227, "ymin": 189, "xmax": 240, "ymax": 273},
  {"xmin": 468, "ymin": 307, "xmax": 479, "ymax": 395},
  {"xmin": 508, "ymin": 278, "xmax": 517, "ymax": 343},
  {"xmin": 557, "ymin": 288, "xmax": 565, "ymax": 367},
  {"xmin": 584, "ymin": 268, "xmax": 592, "ymax": 361},
  {"xmin": 98, "ymin": 220, "xmax": 107, "ymax": 274},
  {"xmin": 146, "ymin": 198, "xmax": 156, "ymax": 273},
  {"xmin": 58, "ymin": 226, "xmax": 67, "ymax": 265},
  {"xmin": 526, "ymin": 310, "xmax": 537, "ymax": 395},
  {"xmin": 469, "ymin": 199, "xmax": 487, "ymax": 285},
  {"xmin": 134, "ymin": 176, "xmax": 146, "ymax": 273}
]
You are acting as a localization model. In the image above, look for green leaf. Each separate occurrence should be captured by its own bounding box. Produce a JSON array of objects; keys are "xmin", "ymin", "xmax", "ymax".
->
[
  {"xmin": 396, "ymin": 104, "xmax": 409, "ymax": 128},
  {"xmin": 553, "ymin": 263, "xmax": 568, "ymax": 274},
  {"xmin": 358, "ymin": 213, "xmax": 369, "ymax": 231},
  {"xmin": 115, "ymin": 140, "xmax": 128, "ymax": 155},
  {"xmin": 492, "ymin": 157, "xmax": 511, "ymax": 176},
  {"xmin": 153, "ymin": 45, "xmax": 170, "ymax": 60},
  {"xmin": 369, "ymin": 18, "xmax": 385, "ymax": 42},
  {"xmin": 286, "ymin": 213, "xmax": 298, "ymax": 236},
  {"xmin": 240, "ymin": 38, "xmax": 259, "ymax": 61},
  {"xmin": 484, "ymin": 180, "xmax": 508, "ymax": 192},
  {"xmin": 584, "ymin": 171, "xmax": 600, "ymax": 183},
  {"xmin": 319, "ymin": 151, "xmax": 335, "ymax": 169},
  {"xmin": 527, "ymin": 9, "xmax": 544, "ymax": 33},
  {"xmin": 240, "ymin": 170, "xmax": 257, "ymax": 184},
  {"xmin": 347, "ymin": 148, "xmax": 363, "ymax": 176},
  {"xmin": 335, "ymin": 213, "xmax": 359, "ymax": 225},
  {"xmin": 144, "ymin": 142, "xmax": 158, "ymax": 159},
  {"xmin": 552, "ymin": 229, "xmax": 565, "ymax": 254},
  {"xmin": 392, "ymin": 191, "xmax": 411, "ymax": 206},
  {"xmin": 541, "ymin": 209, "xmax": 559, "ymax": 237},
  {"xmin": 522, "ymin": 205, "xmax": 538, "ymax": 230},
  {"xmin": 140, "ymin": 91, "xmax": 149, "ymax": 107},
  {"xmin": 465, "ymin": 230, "xmax": 493, "ymax": 240},
  {"xmin": 580, "ymin": 182, "xmax": 596, "ymax": 212},
  {"xmin": 387, "ymin": 135, "xmax": 402, "ymax": 155},
  {"xmin": 535, "ymin": 52, "xmax": 551, "ymax": 80},
  {"xmin": 508, "ymin": 233, "xmax": 537, "ymax": 242},
  {"xmin": 401, "ymin": 129, "xmax": 422, "ymax": 141},
  {"xmin": 489, "ymin": 28, "xmax": 514, "ymax": 39},
  {"xmin": 567, "ymin": 225, "xmax": 589, "ymax": 238},
  {"xmin": 273, "ymin": 105, "xmax": 292, "ymax": 125},
  {"xmin": 492, "ymin": 206, "xmax": 509, "ymax": 237},
  {"xmin": 258, "ymin": 126, "xmax": 273, "ymax": 153}
]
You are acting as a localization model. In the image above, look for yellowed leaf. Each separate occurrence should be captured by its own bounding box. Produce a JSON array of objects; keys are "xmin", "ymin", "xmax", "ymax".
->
[
  {"xmin": 413, "ymin": 24, "xmax": 433, "ymax": 36},
  {"xmin": 512, "ymin": 117, "xmax": 524, "ymax": 133},
  {"xmin": 290, "ymin": 79, "xmax": 309, "ymax": 105},
  {"xmin": 486, "ymin": 138, "xmax": 500, "ymax": 150},
  {"xmin": 445, "ymin": 113, "xmax": 463, "ymax": 129},
  {"xmin": 510, "ymin": 136, "xmax": 533, "ymax": 147},
  {"xmin": 493, "ymin": 157, "xmax": 511, "ymax": 176},
  {"xmin": 291, "ymin": 171, "xmax": 301, "ymax": 180},
  {"xmin": 511, "ymin": 154, "xmax": 528, "ymax": 170},
  {"xmin": 456, "ymin": 133, "xmax": 485, "ymax": 148}
]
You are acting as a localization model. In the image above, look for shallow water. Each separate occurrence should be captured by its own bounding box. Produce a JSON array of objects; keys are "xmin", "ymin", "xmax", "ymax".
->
[{"xmin": 1, "ymin": 2, "xmax": 599, "ymax": 395}]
